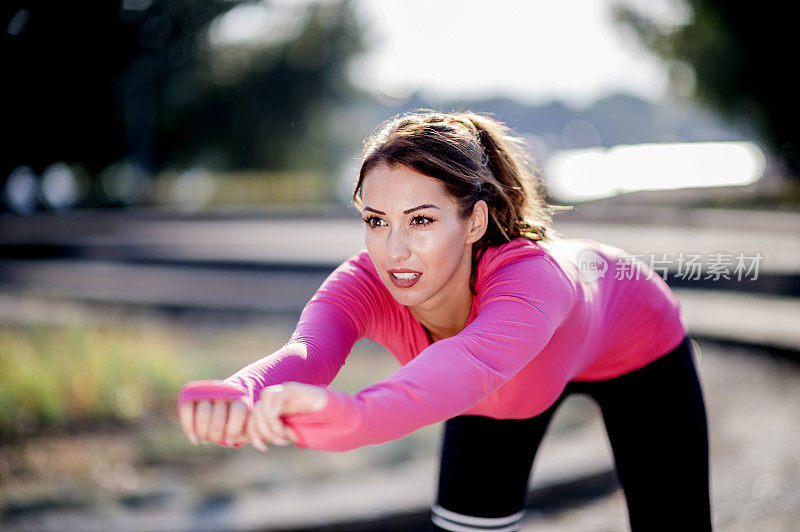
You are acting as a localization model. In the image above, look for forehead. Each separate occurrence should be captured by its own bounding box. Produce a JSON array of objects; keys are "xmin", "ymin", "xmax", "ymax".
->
[{"xmin": 362, "ymin": 163, "xmax": 448, "ymax": 199}]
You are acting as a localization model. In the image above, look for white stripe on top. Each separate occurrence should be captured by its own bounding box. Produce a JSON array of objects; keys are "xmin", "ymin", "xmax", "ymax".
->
[
  {"xmin": 431, "ymin": 504, "xmax": 525, "ymax": 528},
  {"xmin": 431, "ymin": 515, "xmax": 522, "ymax": 532}
]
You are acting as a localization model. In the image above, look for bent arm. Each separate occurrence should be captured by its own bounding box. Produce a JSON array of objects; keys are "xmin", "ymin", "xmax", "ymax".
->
[
  {"xmin": 220, "ymin": 253, "xmax": 381, "ymax": 405},
  {"xmin": 282, "ymin": 254, "xmax": 575, "ymax": 452},
  {"xmin": 221, "ymin": 305, "xmax": 358, "ymax": 404}
]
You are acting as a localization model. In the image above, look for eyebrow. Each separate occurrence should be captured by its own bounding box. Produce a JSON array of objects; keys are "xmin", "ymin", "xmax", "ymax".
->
[{"xmin": 362, "ymin": 204, "xmax": 441, "ymax": 215}]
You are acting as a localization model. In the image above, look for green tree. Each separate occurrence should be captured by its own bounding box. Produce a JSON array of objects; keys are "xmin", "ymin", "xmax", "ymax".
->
[
  {"xmin": 2, "ymin": 0, "xmax": 366, "ymax": 209},
  {"xmin": 159, "ymin": 0, "xmax": 366, "ymax": 172},
  {"xmin": 613, "ymin": 0, "xmax": 799, "ymax": 177}
]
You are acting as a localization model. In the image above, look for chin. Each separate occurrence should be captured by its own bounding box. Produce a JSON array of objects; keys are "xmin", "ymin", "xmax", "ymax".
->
[
  {"xmin": 385, "ymin": 284, "xmax": 424, "ymax": 307},
  {"xmin": 388, "ymin": 290, "xmax": 417, "ymax": 306}
]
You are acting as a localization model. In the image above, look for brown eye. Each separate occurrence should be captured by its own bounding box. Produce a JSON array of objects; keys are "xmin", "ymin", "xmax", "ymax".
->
[
  {"xmin": 411, "ymin": 216, "xmax": 434, "ymax": 226},
  {"xmin": 363, "ymin": 216, "xmax": 386, "ymax": 228}
]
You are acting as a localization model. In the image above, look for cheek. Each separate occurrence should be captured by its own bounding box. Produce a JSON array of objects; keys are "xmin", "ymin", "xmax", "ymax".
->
[
  {"xmin": 431, "ymin": 222, "xmax": 467, "ymax": 259},
  {"xmin": 420, "ymin": 232, "xmax": 461, "ymax": 270},
  {"xmin": 363, "ymin": 230, "xmax": 383, "ymax": 252}
]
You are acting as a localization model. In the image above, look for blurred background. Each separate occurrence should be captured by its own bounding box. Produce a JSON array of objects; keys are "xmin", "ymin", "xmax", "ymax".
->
[{"xmin": 1, "ymin": 0, "xmax": 798, "ymax": 530}]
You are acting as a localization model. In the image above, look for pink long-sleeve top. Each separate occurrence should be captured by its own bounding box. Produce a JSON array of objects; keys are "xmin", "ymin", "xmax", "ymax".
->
[{"xmin": 223, "ymin": 236, "xmax": 687, "ymax": 452}]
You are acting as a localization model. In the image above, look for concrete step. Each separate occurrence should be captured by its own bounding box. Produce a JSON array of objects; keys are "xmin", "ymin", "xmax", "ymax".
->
[
  {"xmin": 1, "ymin": 258, "xmax": 798, "ymax": 354},
  {"xmin": 674, "ymin": 289, "xmax": 800, "ymax": 352},
  {"xmin": 2, "ymin": 206, "xmax": 799, "ymax": 274}
]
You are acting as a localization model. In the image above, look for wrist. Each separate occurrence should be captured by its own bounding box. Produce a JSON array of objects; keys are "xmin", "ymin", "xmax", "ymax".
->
[{"xmin": 281, "ymin": 388, "xmax": 355, "ymax": 448}]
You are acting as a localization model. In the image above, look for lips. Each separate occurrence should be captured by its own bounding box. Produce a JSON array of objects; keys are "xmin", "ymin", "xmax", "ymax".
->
[{"xmin": 387, "ymin": 269, "xmax": 422, "ymax": 288}]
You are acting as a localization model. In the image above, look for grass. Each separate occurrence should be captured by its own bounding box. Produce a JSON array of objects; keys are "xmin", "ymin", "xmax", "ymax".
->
[
  {"xmin": 0, "ymin": 298, "xmax": 422, "ymax": 476},
  {"xmin": 0, "ymin": 304, "xmax": 401, "ymax": 441},
  {"xmin": 150, "ymin": 169, "xmax": 333, "ymax": 207},
  {"xmin": 0, "ymin": 304, "xmax": 448, "ymax": 532},
  {"xmin": 0, "ymin": 321, "xmax": 187, "ymax": 439}
]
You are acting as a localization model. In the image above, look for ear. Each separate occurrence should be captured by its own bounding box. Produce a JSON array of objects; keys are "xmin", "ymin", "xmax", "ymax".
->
[{"xmin": 466, "ymin": 200, "xmax": 489, "ymax": 245}]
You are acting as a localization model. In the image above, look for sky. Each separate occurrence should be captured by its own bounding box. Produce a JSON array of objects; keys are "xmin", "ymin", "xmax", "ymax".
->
[
  {"xmin": 342, "ymin": 1, "xmax": 767, "ymax": 202},
  {"xmin": 349, "ymin": 0, "xmax": 688, "ymax": 108}
]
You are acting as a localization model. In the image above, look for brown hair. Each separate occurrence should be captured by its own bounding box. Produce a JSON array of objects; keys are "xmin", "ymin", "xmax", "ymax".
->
[{"xmin": 352, "ymin": 109, "xmax": 573, "ymax": 294}]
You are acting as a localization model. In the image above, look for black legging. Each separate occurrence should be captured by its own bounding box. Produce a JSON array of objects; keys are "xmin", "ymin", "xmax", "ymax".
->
[{"xmin": 431, "ymin": 335, "xmax": 712, "ymax": 531}]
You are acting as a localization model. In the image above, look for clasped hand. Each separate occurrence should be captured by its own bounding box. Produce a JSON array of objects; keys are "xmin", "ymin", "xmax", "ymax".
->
[{"xmin": 178, "ymin": 381, "xmax": 328, "ymax": 451}]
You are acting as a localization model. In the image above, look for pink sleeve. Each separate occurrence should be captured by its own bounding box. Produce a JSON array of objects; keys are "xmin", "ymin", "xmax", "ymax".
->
[
  {"xmin": 221, "ymin": 254, "xmax": 380, "ymax": 404},
  {"xmin": 283, "ymin": 253, "xmax": 574, "ymax": 452}
]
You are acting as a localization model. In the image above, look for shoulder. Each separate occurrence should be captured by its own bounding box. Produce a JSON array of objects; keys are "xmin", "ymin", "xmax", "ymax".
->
[
  {"xmin": 478, "ymin": 237, "xmax": 545, "ymax": 265},
  {"xmin": 303, "ymin": 249, "xmax": 396, "ymax": 337},
  {"xmin": 337, "ymin": 249, "xmax": 379, "ymax": 278},
  {"xmin": 313, "ymin": 249, "xmax": 389, "ymax": 303},
  {"xmin": 475, "ymin": 237, "xmax": 576, "ymax": 299},
  {"xmin": 473, "ymin": 237, "xmax": 576, "ymax": 324},
  {"xmin": 475, "ymin": 237, "xmax": 557, "ymax": 283}
]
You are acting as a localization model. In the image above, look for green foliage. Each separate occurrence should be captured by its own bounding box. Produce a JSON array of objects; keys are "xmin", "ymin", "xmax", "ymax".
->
[
  {"xmin": 152, "ymin": 169, "xmax": 331, "ymax": 206},
  {"xmin": 0, "ymin": 323, "xmax": 187, "ymax": 439},
  {"xmin": 613, "ymin": 0, "xmax": 799, "ymax": 176},
  {"xmin": 160, "ymin": 0, "xmax": 368, "ymax": 172},
  {"xmin": 4, "ymin": 0, "xmax": 369, "ymax": 207}
]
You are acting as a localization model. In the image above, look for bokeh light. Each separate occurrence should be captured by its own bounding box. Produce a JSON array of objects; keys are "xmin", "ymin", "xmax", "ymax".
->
[
  {"xmin": 3, "ymin": 165, "xmax": 39, "ymax": 213},
  {"xmin": 98, "ymin": 161, "xmax": 152, "ymax": 206},
  {"xmin": 41, "ymin": 162, "xmax": 86, "ymax": 210},
  {"xmin": 544, "ymin": 141, "xmax": 767, "ymax": 202}
]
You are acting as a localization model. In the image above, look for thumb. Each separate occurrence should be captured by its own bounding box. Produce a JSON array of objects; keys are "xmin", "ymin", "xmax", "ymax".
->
[{"xmin": 279, "ymin": 382, "xmax": 329, "ymax": 415}]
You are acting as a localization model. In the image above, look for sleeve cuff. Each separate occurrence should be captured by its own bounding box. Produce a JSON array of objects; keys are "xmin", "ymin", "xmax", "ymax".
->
[
  {"xmin": 177, "ymin": 379, "xmax": 250, "ymax": 411},
  {"xmin": 281, "ymin": 387, "xmax": 355, "ymax": 449}
]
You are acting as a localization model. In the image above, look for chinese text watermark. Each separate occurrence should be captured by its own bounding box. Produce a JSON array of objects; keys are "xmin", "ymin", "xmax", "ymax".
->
[{"xmin": 577, "ymin": 249, "xmax": 764, "ymax": 283}]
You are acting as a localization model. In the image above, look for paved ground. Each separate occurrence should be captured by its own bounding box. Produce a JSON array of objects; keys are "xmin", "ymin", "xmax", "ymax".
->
[
  {"xmin": 1, "ymin": 319, "xmax": 797, "ymax": 531},
  {"xmin": 1, "ymin": 204, "xmax": 798, "ymax": 530}
]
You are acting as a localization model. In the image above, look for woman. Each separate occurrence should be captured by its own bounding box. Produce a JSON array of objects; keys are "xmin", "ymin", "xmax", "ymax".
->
[{"xmin": 178, "ymin": 110, "xmax": 712, "ymax": 531}]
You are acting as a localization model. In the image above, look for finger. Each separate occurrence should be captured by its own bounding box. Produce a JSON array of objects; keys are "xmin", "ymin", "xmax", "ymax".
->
[
  {"xmin": 247, "ymin": 408, "xmax": 268, "ymax": 452},
  {"xmin": 179, "ymin": 401, "xmax": 199, "ymax": 445},
  {"xmin": 230, "ymin": 410, "xmax": 251, "ymax": 445},
  {"xmin": 195, "ymin": 400, "xmax": 212, "ymax": 442},
  {"xmin": 256, "ymin": 394, "xmax": 289, "ymax": 446},
  {"xmin": 230, "ymin": 431, "xmax": 250, "ymax": 445},
  {"xmin": 267, "ymin": 394, "xmax": 290, "ymax": 445},
  {"xmin": 283, "ymin": 424, "xmax": 299, "ymax": 444},
  {"xmin": 225, "ymin": 401, "xmax": 248, "ymax": 444},
  {"xmin": 208, "ymin": 400, "xmax": 229, "ymax": 444},
  {"xmin": 253, "ymin": 396, "xmax": 279, "ymax": 445}
]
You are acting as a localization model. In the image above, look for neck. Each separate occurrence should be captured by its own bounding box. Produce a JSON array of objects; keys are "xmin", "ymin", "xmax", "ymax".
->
[
  {"xmin": 409, "ymin": 249, "xmax": 475, "ymax": 342},
  {"xmin": 411, "ymin": 287, "xmax": 473, "ymax": 342}
]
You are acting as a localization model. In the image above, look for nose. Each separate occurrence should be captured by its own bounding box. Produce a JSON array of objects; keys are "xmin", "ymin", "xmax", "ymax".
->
[{"xmin": 386, "ymin": 227, "xmax": 411, "ymax": 263}]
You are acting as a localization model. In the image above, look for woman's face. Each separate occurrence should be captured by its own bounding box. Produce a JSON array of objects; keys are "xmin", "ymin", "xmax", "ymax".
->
[{"xmin": 359, "ymin": 162, "xmax": 486, "ymax": 310}]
